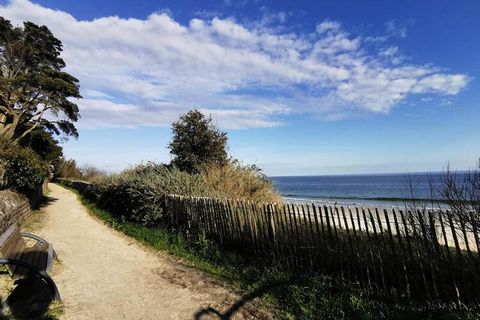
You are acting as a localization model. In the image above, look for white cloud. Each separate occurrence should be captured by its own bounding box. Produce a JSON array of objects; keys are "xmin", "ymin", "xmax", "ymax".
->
[
  {"xmin": 386, "ymin": 20, "xmax": 411, "ymax": 39},
  {"xmin": 316, "ymin": 20, "xmax": 341, "ymax": 34},
  {"xmin": 0, "ymin": 0, "xmax": 470, "ymax": 129}
]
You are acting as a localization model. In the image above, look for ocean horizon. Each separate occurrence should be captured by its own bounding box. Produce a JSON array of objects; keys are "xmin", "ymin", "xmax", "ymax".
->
[{"xmin": 270, "ymin": 171, "xmax": 467, "ymax": 207}]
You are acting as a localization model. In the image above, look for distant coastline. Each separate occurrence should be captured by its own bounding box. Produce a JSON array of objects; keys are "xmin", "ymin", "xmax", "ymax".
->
[{"xmin": 270, "ymin": 172, "xmax": 464, "ymax": 208}]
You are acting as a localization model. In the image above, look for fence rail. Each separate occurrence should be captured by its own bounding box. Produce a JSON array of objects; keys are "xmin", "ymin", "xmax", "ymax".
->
[{"xmin": 162, "ymin": 195, "xmax": 480, "ymax": 304}]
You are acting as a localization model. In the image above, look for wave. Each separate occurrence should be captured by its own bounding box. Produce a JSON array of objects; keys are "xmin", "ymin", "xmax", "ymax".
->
[
  {"xmin": 281, "ymin": 193, "xmax": 441, "ymax": 202},
  {"xmin": 280, "ymin": 195, "xmax": 451, "ymax": 209}
]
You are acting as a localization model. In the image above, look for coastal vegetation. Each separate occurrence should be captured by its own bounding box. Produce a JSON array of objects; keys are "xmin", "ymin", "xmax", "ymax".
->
[
  {"xmin": 438, "ymin": 163, "xmax": 480, "ymax": 232},
  {"xmin": 67, "ymin": 186, "xmax": 480, "ymax": 320}
]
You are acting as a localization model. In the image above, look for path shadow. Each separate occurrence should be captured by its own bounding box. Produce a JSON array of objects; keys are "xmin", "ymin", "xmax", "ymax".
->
[
  {"xmin": 193, "ymin": 278, "xmax": 291, "ymax": 320},
  {"xmin": 1, "ymin": 274, "xmax": 56, "ymax": 319},
  {"xmin": 35, "ymin": 196, "xmax": 58, "ymax": 210}
]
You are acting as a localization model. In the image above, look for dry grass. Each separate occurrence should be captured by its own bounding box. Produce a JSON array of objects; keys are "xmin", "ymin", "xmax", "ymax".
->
[{"xmin": 199, "ymin": 161, "xmax": 282, "ymax": 203}]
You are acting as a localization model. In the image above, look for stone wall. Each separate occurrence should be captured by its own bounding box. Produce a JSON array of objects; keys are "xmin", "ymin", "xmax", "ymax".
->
[
  {"xmin": 0, "ymin": 189, "xmax": 30, "ymax": 235},
  {"xmin": 58, "ymin": 179, "xmax": 99, "ymax": 201},
  {"xmin": 0, "ymin": 163, "xmax": 6, "ymax": 189},
  {"xmin": 0, "ymin": 176, "xmax": 48, "ymax": 234},
  {"xmin": 29, "ymin": 180, "xmax": 49, "ymax": 208}
]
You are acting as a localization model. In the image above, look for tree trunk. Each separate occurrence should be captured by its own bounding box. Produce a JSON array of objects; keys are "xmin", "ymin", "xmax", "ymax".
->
[{"xmin": 0, "ymin": 113, "xmax": 19, "ymax": 140}]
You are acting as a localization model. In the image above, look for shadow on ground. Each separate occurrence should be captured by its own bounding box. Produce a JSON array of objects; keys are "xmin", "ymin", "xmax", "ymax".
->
[
  {"xmin": 193, "ymin": 278, "xmax": 291, "ymax": 320},
  {"xmin": 35, "ymin": 196, "xmax": 58, "ymax": 210},
  {"xmin": 0, "ymin": 274, "xmax": 57, "ymax": 319}
]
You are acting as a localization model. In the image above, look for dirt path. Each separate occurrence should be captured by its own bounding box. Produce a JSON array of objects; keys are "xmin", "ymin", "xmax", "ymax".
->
[{"xmin": 34, "ymin": 184, "xmax": 271, "ymax": 320}]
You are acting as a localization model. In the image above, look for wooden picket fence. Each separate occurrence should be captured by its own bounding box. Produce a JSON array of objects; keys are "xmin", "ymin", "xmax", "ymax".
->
[{"xmin": 162, "ymin": 195, "xmax": 480, "ymax": 304}]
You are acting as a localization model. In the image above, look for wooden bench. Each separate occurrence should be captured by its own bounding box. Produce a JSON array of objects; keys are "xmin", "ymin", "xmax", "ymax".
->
[{"xmin": 0, "ymin": 224, "xmax": 60, "ymax": 300}]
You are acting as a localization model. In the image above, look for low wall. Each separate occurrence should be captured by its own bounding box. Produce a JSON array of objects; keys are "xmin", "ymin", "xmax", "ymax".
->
[
  {"xmin": 0, "ymin": 189, "xmax": 30, "ymax": 235},
  {"xmin": 0, "ymin": 178, "xmax": 49, "ymax": 234},
  {"xmin": 0, "ymin": 163, "xmax": 6, "ymax": 189},
  {"xmin": 58, "ymin": 178, "xmax": 99, "ymax": 201}
]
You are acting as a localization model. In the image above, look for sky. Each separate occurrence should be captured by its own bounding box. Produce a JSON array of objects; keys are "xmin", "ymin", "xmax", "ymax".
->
[{"xmin": 0, "ymin": 0, "xmax": 479, "ymax": 176}]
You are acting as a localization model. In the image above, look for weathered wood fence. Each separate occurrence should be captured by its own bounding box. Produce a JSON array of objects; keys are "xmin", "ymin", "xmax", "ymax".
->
[{"xmin": 162, "ymin": 195, "xmax": 480, "ymax": 303}]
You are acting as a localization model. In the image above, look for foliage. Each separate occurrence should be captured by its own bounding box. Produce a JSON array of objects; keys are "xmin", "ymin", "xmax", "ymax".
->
[
  {"xmin": 78, "ymin": 164, "xmax": 108, "ymax": 181},
  {"xmin": 438, "ymin": 162, "xmax": 480, "ymax": 233},
  {"xmin": 169, "ymin": 109, "xmax": 228, "ymax": 173},
  {"xmin": 73, "ymin": 190, "xmax": 480, "ymax": 320},
  {"xmin": 0, "ymin": 136, "xmax": 48, "ymax": 194},
  {"xmin": 19, "ymin": 127, "xmax": 63, "ymax": 162},
  {"xmin": 53, "ymin": 159, "xmax": 107, "ymax": 181},
  {"xmin": 54, "ymin": 158, "xmax": 81, "ymax": 179},
  {"xmin": 0, "ymin": 17, "xmax": 81, "ymax": 142},
  {"xmin": 86, "ymin": 161, "xmax": 280, "ymax": 225},
  {"xmin": 92, "ymin": 163, "xmax": 203, "ymax": 225},
  {"xmin": 199, "ymin": 160, "xmax": 282, "ymax": 203}
]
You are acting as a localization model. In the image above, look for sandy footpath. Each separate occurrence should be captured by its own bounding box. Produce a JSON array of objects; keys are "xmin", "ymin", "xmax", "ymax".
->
[{"xmin": 33, "ymin": 183, "xmax": 271, "ymax": 320}]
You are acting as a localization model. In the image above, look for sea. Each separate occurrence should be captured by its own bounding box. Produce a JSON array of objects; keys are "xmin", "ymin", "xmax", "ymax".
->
[{"xmin": 270, "ymin": 172, "xmax": 466, "ymax": 208}]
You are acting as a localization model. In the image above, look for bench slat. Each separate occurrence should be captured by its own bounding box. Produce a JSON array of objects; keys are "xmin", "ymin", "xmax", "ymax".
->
[
  {"xmin": 1, "ymin": 225, "xmax": 54, "ymax": 281},
  {"xmin": 0, "ymin": 225, "xmax": 17, "ymax": 248},
  {"xmin": 13, "ymin": 244, "xmax": 50, "ymax": 279},
  {"xmin": 0, "ymin": 227, "xmax": 24, "ymax": 260},
  {"xmin": 3, "ymin": 235, "xmax": 24, "ymax": 275},
  {"xmin": 46, "ymin": 244, "xmax": 53, "ymax": 272},
  {"xmin": 0, "ymin": 225, "xmax": 25, "ymax": 274},
  {"xmin": 31, "ymin": 243, "xmax": 48, "ymax": 271},
  {"xmin": 2, "ymin": 232, "xmax": 22, "ymax": 259},
  {"xmin": 14, "ymin": 247, "xmax": 36, "ymax": 279},
  {"xmin": 8, "ymin": 237, "xmax": 26, "ymax": 276}
]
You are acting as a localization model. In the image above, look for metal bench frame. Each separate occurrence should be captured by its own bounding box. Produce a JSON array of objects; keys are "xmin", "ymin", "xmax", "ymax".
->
[{"xmin": 20, "ymin": 232, "xmax": 58, "ymax": 259}]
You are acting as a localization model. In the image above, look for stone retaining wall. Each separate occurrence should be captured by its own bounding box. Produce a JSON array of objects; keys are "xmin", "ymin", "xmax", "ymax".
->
[
  {"xmin": 0, "ymin": 189, "xmax": 30, "ymax": 235},
  {"xmin": 0, "ymin": 178, "xmax": 48, "ymax": 235}
]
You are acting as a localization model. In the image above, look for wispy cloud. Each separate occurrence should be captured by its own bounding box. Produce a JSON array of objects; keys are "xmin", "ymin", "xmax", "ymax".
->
[{"xmin": 0, "ymin": 0, "xmax": 470, "ymax": 129}]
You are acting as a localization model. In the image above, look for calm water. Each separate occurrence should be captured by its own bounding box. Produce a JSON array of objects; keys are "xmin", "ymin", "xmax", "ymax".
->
[{"xmin": 270, "ymin": 173, "xmax": 464, "ymax": 207}]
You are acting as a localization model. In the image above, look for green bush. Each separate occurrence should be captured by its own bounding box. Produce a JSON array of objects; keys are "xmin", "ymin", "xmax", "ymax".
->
[
  {"xmin": 92, "ymin": 163, "xmax": 203, "ymax": 225},
  {"xmin": 0, "ymin": 137, "xmax": 49, "ymax": 194},
  {"xmin": 82, "ymin": 161, "xmax": 281, "ymax": 226}
]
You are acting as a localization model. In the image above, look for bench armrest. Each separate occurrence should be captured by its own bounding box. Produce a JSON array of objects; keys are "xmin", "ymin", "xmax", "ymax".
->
[
  {"xmin": 20, "ymin": 233, "xmax": 57, "ymax": 260},
  {"xmin": 20, "ymin": 232, "xmax": 49, "ymax": 245}
]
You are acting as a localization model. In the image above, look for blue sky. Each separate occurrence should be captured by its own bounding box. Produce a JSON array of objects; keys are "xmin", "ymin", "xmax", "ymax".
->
[{"xmin": 1, "ymin": 0, "xmax": 478, "ymax": 175}]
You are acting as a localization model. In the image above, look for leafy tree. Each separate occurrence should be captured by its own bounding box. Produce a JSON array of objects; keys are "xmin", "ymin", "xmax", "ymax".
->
[
  {"xmin": 54, "ymin": 157, "xmax": 81, "ymax": 179},
  {"xmin": 0, "ymin": 17, "xmax": 81, "ymax": 142},
  {"xmin": 19, "ymin": 127, "xmax": 63, "ymax": 162},
  {"xmin": 169, "ymin": 109, "xmax": 228, "ymax": 173}
]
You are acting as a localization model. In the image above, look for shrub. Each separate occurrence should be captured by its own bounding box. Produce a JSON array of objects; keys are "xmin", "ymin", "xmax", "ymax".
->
[
  {"xmin": 79, "ymin": 164, "xmax": 108, "ymax": 181},
  {"xmin": 199, "ymin": 161, "xmax": 282, "ymax": 203},
  {"xmin": 0, "ymin": 137, "xmax": 48, "ymax": 194},
  {"xmin": 82, "ymin": 161, "xmax": 281, "ymax": 226},
  {"xmin": 92, "ymin": 163, "xmax": 203, "ymax": 225}
]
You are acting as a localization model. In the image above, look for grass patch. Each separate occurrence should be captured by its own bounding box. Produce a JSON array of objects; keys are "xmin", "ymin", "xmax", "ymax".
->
[{"xmin": 67, "ymin": 185, "xmax": 480, "ymax": 320}]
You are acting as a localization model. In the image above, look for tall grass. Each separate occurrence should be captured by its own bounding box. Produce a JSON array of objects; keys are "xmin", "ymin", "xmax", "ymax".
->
[
  {"xmin": 87, "ymin": 161, "xmax": 281, "ymax": 225},
  {"xmin": 199, "ymin": 161, "xmax": 282, "ymax": 203}
]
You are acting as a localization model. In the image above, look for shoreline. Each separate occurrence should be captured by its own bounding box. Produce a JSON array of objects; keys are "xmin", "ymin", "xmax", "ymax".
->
[{"xmin": 281, "ymin": 195, "xmax": 448, "ymax": 209}]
